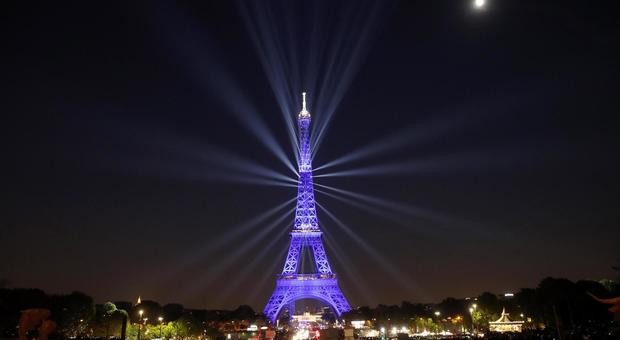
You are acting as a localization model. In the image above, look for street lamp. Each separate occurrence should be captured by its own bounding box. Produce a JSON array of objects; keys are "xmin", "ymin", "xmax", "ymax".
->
[
  {"xmin": 158, "ymin": 317, "xmax": 164, "ymax": 339},
  {"xmin": 469, "ymin": 304, "xmax": 477, "ymax": 334},
  {"xmin": 434, "ymin": 312, "xmax": 441, "ymax": 333},
  {"xmin": 138, "ymin": 310, "xmax": 144, "ymax": 340}
]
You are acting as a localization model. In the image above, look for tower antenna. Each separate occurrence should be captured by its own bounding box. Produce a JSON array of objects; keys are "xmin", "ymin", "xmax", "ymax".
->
[
  {"xmin": 302, "ymin": 92, "xmax": 307, "ymax": 111},
  {"xmin": 299, "ymin": 92, "xmax": 310, "ymax": 118}
]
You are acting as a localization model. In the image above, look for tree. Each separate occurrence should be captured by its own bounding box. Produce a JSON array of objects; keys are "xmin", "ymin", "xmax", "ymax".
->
[
  {"xmin": 401, "ymin": 301, "xmax": 430, "ymax": 319},
  {"xmin": 0, "ymin": 288, "xmax": 50, "ymax": 337},
  {"xmin": 477, "ymin": 292, "xmax": 500, "ymax": 315},
  {"xmin": 342, "ymin": 306, "xmax": 372, "ymax": 322},
  {"xmin": 174, "ymin": 314, "xmax": 203, "ymax": 339},
  {"xmin": 132, "ymin": 300, "xmax": 163, "ymax": 324},
  {"xmin": 514, "ymin": 288, "xmax": 538, "ymax": 322},
  {"xmin": 115, "ymin": 301, "xmax": 133, "ymax": 312},
  {"xmin": 437, "ymin": 298, "xmax": 466, "ymax": 318},
  {"xmin": 204, "ymin": 326, "xmax": 223, "ymax": 340},
  {"xmin": 414, "ymin": 317, "xmax": 439, "ymax": 333},
  {"xmin": 103, "ymin": 302, "xmax": 117, "ymax": 314},
  {"xmin": 536, "ymin": 277, "xmax": 577, "ymax": 334},
  {"xmin": 93, "ymin": 302, "xmax": 128, "ymax": 338},
  {"xmin": 470, "ymin": 309, "xmax": 483, "ymax": 331},
  {"xmin": 50, "ymin": 291, "xmax": 95, "ymax": 338},
  {"xmin": 474, "ymin": 292, "xmax": 500, "ymax": 330},
  {"xmin": 573, "ymin": 280, "xmax": 610, "ymax": 324},
  {"xmin": 230, "ymin": 305, "xmax": 256, "ymax": 321},
  {"xmin": 163, "ymin": 304, "xmax": 184, "ymax": 322},
  {"xmin": 599, "ymin": 279, "xmax": 620, "ymax": 295}
]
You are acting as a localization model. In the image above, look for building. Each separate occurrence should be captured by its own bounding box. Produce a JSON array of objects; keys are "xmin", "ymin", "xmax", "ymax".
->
[
  {"xmin": 488, "ymin": 308, "xmax": 524, "ymax": 333},
  {"xmin": 263, "ymin": 93, "xmax": 351, "ymax": 322}
]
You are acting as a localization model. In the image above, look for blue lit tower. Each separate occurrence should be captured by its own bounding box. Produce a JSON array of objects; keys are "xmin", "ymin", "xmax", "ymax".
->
[{"xmin": 264, "ymin": 93, "xmax": 351, "ymax": 322}]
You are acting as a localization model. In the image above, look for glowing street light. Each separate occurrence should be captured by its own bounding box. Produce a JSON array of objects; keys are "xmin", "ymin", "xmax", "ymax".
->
[
  {"xmin": 158, "ymin": 317, "xmax": 164, "ymax": 339},
  {"xmin": 474, "ymin": 0, "xmax": 486, "ymax": 9},
  {"xmin": 469, "ymin": 304, "xmax": 477, "ymax": 334},
  {"xmin": 137, "ymin": 310, "xmax": 144, "ymax": 340}
]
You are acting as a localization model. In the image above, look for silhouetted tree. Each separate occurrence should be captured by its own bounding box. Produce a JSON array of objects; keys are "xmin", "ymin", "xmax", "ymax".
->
[
  {"xmin": 573, "ymin": 280, "xmax": 610, "ymax": 324},
  {"xmin": 115, "ymin": 301, "xmax": 133, "ymax": 312},
  {"xmin": 132, "ymin": 300, "xmax": 163, "ymax": 324},
  {"xmin": 537, "ymin": 278, "xmax": 574, "ymax": 330},
  {"xmin": 401, "ymin": 301, "xmax": 430, "ymax": 318},
  {"xmin": 437, "ymin": 297, "xmax": 466, "ymax": 317},
  {"xmin": 50, "ymin": 291, "xmax": 95, "ymax": 337},
  {"xmin": 163, "ymin": 303, "xmax": 184, "ymax": 322},
  {"xmin": 175, "ymin": 314, "xmax": 202, "ymax": 338},
  {"xmin": 513, "ymin": 287, "xmax": 539, "ymax": 323},
  {"xmin": 0, "ymin": 288, "xmax": 50, "ymax": 337},
  {"xmin": 93, "ymin": 302, "xmax": 128, "ymax": 338},
  {"xmin": 231, "ymin": 305, "xmax": 256, "ymax": 320}
]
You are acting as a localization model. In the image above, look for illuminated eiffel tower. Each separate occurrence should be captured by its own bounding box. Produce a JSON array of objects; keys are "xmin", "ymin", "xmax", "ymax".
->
[{"xmin": 263, "ymin": 93, "xmax": 351, "ymax": 322}]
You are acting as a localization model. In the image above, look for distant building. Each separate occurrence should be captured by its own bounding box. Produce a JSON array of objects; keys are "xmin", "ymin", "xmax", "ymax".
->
[
  {"xmin": 292, "ymin": 311, "xmax": 322, "ymax": 324},
  {"xmin": 489, "ymin": 308, "xmax": 524, "ymax": 333}
]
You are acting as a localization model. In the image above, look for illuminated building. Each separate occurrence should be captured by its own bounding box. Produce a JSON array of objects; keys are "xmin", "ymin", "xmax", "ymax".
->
[
  {"xmin": 488, "ymin": 308, "xmax": 524, "ymax": 333},
  {"xmin": 263, "ymin": 93, "xmax": 351, "ymax": 322}
]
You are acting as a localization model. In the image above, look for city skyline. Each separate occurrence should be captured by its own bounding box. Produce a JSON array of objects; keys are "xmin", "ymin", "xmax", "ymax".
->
[{"xmin": 3, "ymin": 0, "xmax": 619, "ymax": 311}]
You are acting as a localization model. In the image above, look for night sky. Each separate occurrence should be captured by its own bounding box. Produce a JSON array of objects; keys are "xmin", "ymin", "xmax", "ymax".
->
[{"xmin": 3, "ymin": 1, "xmax": 619, "ymax": 310}]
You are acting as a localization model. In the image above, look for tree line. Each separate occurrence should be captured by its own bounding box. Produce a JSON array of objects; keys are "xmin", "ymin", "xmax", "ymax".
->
[
  {"xmin": 1, "ymin": 276, "xmax": 618, "ymax": 339},
  {"xmin": 343, "ymin": 277, "xmax": 618, "ymax": 337},
  {"xmin": 0, "ymin": 288, "xmax": 260, "ymax": 339}
]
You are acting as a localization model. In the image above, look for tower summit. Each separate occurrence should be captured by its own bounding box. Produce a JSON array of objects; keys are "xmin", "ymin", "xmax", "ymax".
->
[
  {"xmin": 299, "ymin": 92, "xmax": 310, "ymax": 118},
  {"xmin": 264, "ymin": 93, "xmax": 351, "ymax": 322}
]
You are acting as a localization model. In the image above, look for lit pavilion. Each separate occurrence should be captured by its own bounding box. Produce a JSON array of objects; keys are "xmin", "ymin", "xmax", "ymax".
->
[{"xmin": 488, "ymin": 308, "xmax": 524, "ymax": 333}]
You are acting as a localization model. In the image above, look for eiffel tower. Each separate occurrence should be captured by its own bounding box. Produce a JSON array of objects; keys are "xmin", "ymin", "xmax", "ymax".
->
[{"xmin": 264, "ymin": 93, "xmax": 351, "ymax": 322}]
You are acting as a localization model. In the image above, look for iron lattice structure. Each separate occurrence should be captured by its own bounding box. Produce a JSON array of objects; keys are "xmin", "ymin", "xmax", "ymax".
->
[{"xmin": 264, "ymin": 93, "xmax": 351, "ymax": 322}]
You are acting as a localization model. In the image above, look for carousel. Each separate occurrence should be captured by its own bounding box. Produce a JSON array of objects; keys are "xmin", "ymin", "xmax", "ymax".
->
[{"xmin": 488, "ymin": 308, "xmax": 524, "ymax": 333}]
